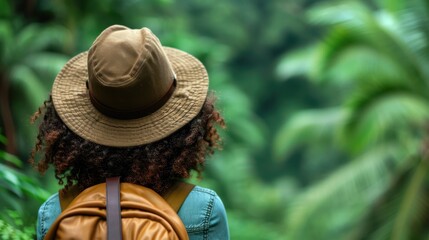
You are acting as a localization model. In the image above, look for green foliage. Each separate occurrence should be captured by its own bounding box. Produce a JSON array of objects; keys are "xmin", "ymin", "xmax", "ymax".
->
[
  {"xmin": 349, "ymin": 156, "xmax": 429, "ymax": 240},
  {"xmin": 0, "ymin": 211, "xmax": 34, "ymax": 240},
  {"xmin": 0, "ymin": 10, "xmax": 68, "ymax": 233},
  {"xmin": 273, "ymin": 107, "xmax": 348, "ymax": 161},
  {"xmin": 276, "ymin": 0, "xmax": 429, "ymax": 238},
  {"xmin": 284, "ymin": 144, "xmax": 413, "ymax": 239},
  {"xmin": 0, "ymin": 3, "xmax": 69, "ymax": 153},
  {"xmin": 6, "ymin": 0, "xmax": 429, "ymax": 239},
  {"xmin": 2, "ymin": 0, "xmax": 317, "ymax": 238},
  {"xmin": 0, "ymin": 134, "xmax": 50, "ymax": 213},
  {"xmin": 227, "ymin": 211, "xmax": 284, "ymax": 240}
]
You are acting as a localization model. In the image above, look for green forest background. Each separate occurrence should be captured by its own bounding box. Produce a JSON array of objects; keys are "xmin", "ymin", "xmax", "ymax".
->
[{"xmin": 1, "ymin": 0, "xmax": 429, "ymax": 239}]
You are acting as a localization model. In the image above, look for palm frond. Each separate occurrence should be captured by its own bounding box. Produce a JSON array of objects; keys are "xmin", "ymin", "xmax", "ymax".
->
[
  {"xmin": 275, "ymin": 45, "xmax": 319, "ymax": 80},
  {"xmin": 391, "ymin": 156, "xmax": 428, "ymax": 240},
  {"xmin": 348, "ymin": 156, "xmax": 429, "ymax": 240},
  {"xmin": 284, "ymin": 144, "xmax": 406, "ymax": 239},
  {"xmin": 343, "ymin": 81, "xmax": 429, "ymax": 153},
  {"xmin": 308, "ymin": 1, "xmax": 428, "ymax": 87},
  {"xmin": 273, "ymin": 107, "xmax": 347, "ymax": 162},
  {"xmin": 14, "ymin": 24, "xmax": 67, "ymax": 59},
  {"xmin": 379, "ymin": 1, "xmax": 429, "ymax": 82},
  {"xmin": 387, "ymin": 0, "xmax": 429, "ymax": 41},
  {"xmin": 10, "ymin": 65, "xmax": 47, "ymax": 109},
  {"xmin": 320, "ymin": 44, "xmax": 410, "ymax": 86},
  {"xmin": 307, "ymin": 1, "xmax": 371, "ymax": 27},
  {"xmin": 0, "ymin": 146, "xmax": 50, "ymax": 210},
  {"xmin": 277, "ymin": 1, "xmax": 429, "ymax": 239},
  {"xmin": 23, "ymin": 52, "xmax": 69, "ymax": 86}
]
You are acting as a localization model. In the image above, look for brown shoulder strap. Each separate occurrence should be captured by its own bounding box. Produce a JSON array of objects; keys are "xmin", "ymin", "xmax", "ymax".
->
[
  {"xmin": 106, "ymin": 177, "xmax": 122, "ymax": 240},
  {"xmin": 163, "ymin": 182, "xmax": 195, "ymax": 212}
]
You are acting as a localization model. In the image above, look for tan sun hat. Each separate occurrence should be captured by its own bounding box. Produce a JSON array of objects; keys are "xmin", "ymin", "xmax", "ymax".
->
[{"xmin": 51, "ymin": 25, "xmax": 208, "ymax": 147}]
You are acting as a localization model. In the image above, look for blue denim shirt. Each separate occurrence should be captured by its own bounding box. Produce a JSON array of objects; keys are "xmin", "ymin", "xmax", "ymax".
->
[{"xmin": 37, "ymin": 186, "xmax": 230, "ymax": 240}]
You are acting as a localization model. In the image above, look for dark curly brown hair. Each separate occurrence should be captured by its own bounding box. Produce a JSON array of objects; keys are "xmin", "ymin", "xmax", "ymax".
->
[{"xmin": 29, "ymin": 93, "xmax": 225, "ymax": 194}]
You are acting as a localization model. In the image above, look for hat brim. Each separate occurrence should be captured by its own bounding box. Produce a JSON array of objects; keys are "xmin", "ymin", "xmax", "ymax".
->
[{"xmin": 51, "ymin": 47, "xmax": 208, "ymax": 147}]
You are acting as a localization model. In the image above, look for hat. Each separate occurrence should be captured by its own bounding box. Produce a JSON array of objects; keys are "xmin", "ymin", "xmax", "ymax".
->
[{"xmin": 51, "ymin": 25, "xmax": 208, "ymax": 147}]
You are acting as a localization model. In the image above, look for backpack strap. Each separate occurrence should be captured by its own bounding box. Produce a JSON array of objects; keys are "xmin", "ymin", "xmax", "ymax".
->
[
  {"xmin": 163, "ymin": 181, "xmax": 195, "ymax": 212},
  {"xmin": 106, "ymin": 177, "xmax": 122, "ymax": 240}
]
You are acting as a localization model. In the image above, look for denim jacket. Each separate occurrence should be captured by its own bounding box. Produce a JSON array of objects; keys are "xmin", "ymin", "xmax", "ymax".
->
[{"xmin": 37, "ymin": 186, "xmax": 230, "ymax": 240}]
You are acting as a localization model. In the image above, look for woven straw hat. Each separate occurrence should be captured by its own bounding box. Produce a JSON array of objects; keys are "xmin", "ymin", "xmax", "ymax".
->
[{"xmin": 51, "ymin": 25, "xmax": 208, "ymax": 147}]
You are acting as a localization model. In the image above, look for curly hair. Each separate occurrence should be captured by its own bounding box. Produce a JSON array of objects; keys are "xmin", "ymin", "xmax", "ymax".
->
[{"xmin": 29, "ymin": 93, "xmax": 225, "ymax": 194}]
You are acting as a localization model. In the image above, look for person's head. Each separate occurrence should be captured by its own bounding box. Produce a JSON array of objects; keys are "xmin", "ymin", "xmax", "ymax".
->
[{"xmin": 30, "ymin": 25, "xmax": 225, "ymax": 194}]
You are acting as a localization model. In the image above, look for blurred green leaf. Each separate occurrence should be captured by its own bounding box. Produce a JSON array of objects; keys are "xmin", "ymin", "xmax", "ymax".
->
[
  {"xmin": 276, "ymin": 45, "xmax": 319, "ymax": 80},
  {"xmin": 285, "ymin": 145, "xmax": 404, "ymax": 239},
  {"xmin": 0, "ymin": 164, "xmax": 22, "ymax": 196},
  {"xmin": 278, "ymin": 0, "xmax": 429, "ymax": 238},
  {"xmin": 0, "ymin": 210, "xmax": 35, "ymax": 239},
  {"xmin": 344, "ymin": 89, "xmax": 429, "ymax": 153},
  {"xmin": 10, "ymin": 65, "xmax": 48, "ymax": 110},
  {"xmin": 0, "ymin": 151, "xmax": 22, "ymax": 167},
  {"xmin": 273, "ymin": 107, "xmax": 347, "ymax": 161},
  {"xmin": 391, "ymin": 158, "xmax": 428, "ymax": 240},
  {"xmin": 14, "ymin": 24, "xmax": 67, "ymax": 59}
]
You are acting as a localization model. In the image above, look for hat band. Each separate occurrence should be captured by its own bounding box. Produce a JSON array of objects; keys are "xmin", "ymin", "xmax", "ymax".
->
[{"xmin": 88, "ymin": 79, "xmax": 177, "ymax": 120}]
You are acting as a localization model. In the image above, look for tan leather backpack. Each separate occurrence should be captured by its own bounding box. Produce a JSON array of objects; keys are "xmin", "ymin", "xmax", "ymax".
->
[{"xmin": 44, "ymin": 177, "xmax": 194, "ymax": 240}]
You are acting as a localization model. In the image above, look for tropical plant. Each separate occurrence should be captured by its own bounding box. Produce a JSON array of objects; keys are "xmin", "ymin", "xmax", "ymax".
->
[
  {"xmin": 275, "ymin": 0, "xmax": 429, "ymax": 238},
  {"xmin": 3, "ymin": 0, "xmax": 330, "ymax": 238},
  {"xmin": 0, "ymin": 210, "xmax": 35, "ymax": 240},
  {"xmin": 0, "ymin": 134, "xmax": 50, "ymax": 207},
  {"xmin": 0, "ymin": 0, "xmax": 69, "ymax": 155},
  {"xmin": 0, "ymin": 133, "xmax": 50, "ymax": 239}
]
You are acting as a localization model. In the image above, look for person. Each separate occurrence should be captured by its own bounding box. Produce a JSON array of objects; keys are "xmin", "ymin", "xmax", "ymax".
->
[{"xmin": 30, "ymin": 25, "xmax": 230, "ymax": 239}]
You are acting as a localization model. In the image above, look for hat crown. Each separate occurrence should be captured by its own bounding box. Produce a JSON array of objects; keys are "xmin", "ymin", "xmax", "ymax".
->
[{"xmin": 87, "ymin": 25, "xmax": 176, "ymax": 119}]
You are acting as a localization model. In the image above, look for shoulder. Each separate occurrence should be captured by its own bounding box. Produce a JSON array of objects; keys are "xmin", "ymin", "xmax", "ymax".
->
[
  {"xmin": 178, "ymin": 186, "xmax": 229, "ymax": 239},
  {"xmin": 37, "ymin": 193, "xmax": 62, "ymax": 240}
]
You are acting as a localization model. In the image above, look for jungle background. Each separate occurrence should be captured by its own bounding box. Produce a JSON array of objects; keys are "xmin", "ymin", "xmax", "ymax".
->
[{"xmin": 1, "ymin": 0, "xmax": 429, "ymax": 239}]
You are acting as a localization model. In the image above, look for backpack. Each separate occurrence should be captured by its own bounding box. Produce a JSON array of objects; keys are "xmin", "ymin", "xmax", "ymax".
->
[{"xmin": 44, "ymin": 177, "xmax": 194, "ymax": 240}]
